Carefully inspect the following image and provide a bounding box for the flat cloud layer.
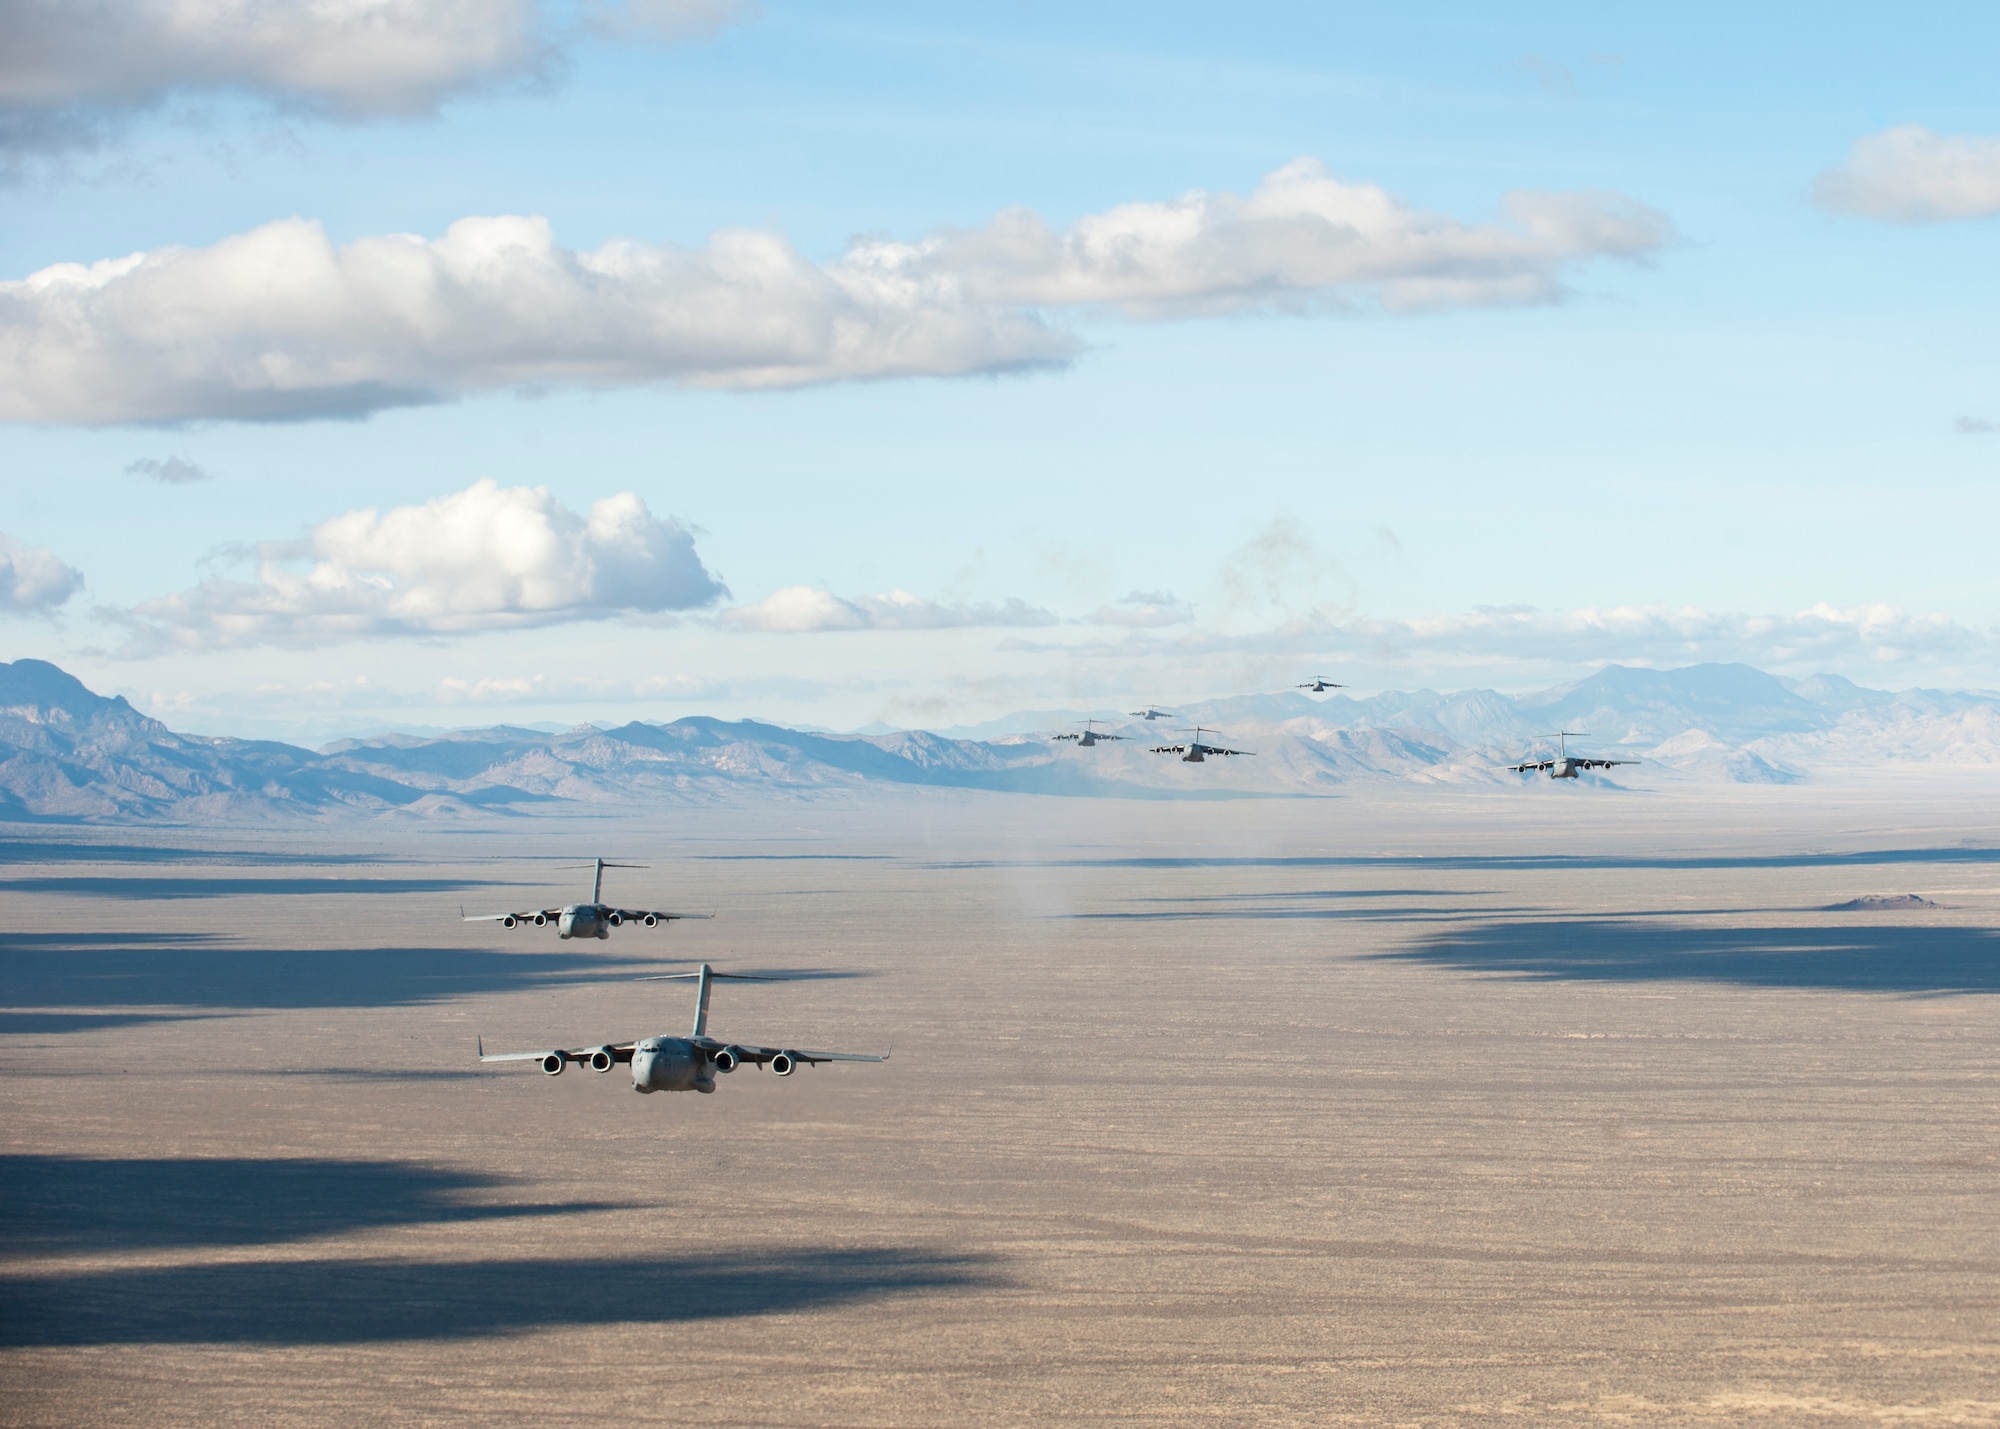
[108,478,726,650]
[0,532,85,614]
[0,160,1672,424]
[1815,125,2000,222]
[721,586,1056,633]
[1053,602,1992,676]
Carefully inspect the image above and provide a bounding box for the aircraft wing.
[462,906,559,924]
[1509,760,1554,772]
[476,1037,636,1064]
[1576,759,1634,769]
[1207,746,1251,757]
[607,908,713,923]
[695,1037,888,1066]
[1149,744,1186,754]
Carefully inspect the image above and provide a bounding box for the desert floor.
[4,778,1999,1426]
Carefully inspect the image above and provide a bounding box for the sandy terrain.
[4,777,1999,1426]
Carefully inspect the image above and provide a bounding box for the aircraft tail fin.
[631,963,784,1036]
[555,858,647,903]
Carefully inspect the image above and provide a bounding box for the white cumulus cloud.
[1815,125,2000,222]
[0,532,85,614]
[107,477,726,650]
[0,159,1673,425]
[867,158,1673,319]
[0,214,1077,423]
[720,586,1056,634]
[0,0,747,165]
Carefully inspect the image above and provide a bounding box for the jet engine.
[606,912,622,927]
[501,915,517,929]
[770,1052,797,1077]
[641,914,658,928]
[532,913,548,926]
[588,1047,615,1072]
[539,1052,565,1075]
[712,1046,742,1073]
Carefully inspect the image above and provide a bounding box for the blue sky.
[2,1,1996,740]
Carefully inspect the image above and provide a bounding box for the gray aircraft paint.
[462,858,711,940]
[478,962,886,1095]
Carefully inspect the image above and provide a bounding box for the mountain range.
[2,658,1997,823]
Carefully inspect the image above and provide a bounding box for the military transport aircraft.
[1150,726,1253,763]
[1128,706,1176,721]
[461,858,710,941]
[1298,676,1346,693]
[477,962,887,1094]
[1053,718,1126,747]
[1509,731,1637,780]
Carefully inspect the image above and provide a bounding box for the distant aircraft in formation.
[1298,676,1346,693]
[477,962,887,1094]
[1150,726,1253,763]
[461,858,710,940]
[1128,706,1176,721]
[1052,718,1127,747]
[1509,731,1636,780]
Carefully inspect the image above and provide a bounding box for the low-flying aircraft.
[1128,706,1176,721]
[1053,718,1126,747]
[1150,726,1253,763]
[1298,676,1346,693]
[476,962,887,1094]
[1509,731,1636,780]
[461,858,710,941]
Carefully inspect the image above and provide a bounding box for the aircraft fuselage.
[557,903,612,939]
[1551,758,1579,779]
[631,1037,710,1093]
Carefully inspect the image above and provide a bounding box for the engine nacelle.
[641,914,658,928]
[539,1052,565,1075]
[588,1047,615,1072]
[501,915,518,929]
[712,1046,741,1073]
[532,912,548,926]
[607,912,623,928]
[770,1051,797,1077]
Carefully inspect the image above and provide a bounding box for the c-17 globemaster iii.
[1052,718,1126,747]
[477,962,887,1094]
[1150,726,1253,763]
[461,858,710,941]
[1509,731,1637,780]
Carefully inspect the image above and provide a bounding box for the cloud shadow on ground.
[0,1011,217,1034]
[0,1247,997,1346]
[940,847,2000,873]
[0,839,387,866]
[0,1155,620,1255]
[0,935,668,1014]
[0,876,502,900]
[1378,920,2000,994]
[1067,905,1532,924]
